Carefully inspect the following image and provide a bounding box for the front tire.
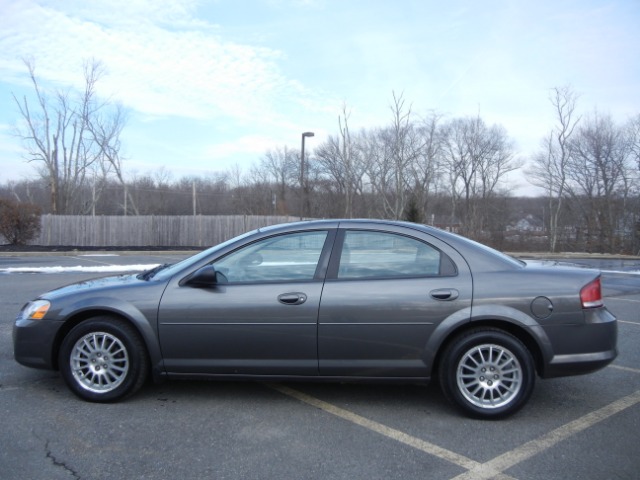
[58,317,149,402]
[439,328,535,419]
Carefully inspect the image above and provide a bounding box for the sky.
[0,0,638,196]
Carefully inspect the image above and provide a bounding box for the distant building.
[507,214,544,233]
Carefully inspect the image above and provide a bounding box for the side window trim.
[314,229,338,280]
[326,229,347,279]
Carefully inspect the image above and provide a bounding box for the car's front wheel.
[58,317,149,402]
[439,328,535,419]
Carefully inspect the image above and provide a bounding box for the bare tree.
[88,103,136,214]
[625,114,640,253]
[13,59,125,214]
[527,86,581,251]
[410,111,444,222]
[566,112,634,252]
[337,105,365,218]
[363,92,423,219]
[228,163,263,214]
[628,114,640,171]
[442,115,518,238]
[386,92,422,219]
[314,104,366,217]
[258,146,297,215]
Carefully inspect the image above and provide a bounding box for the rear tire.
[58,317,149,402]
[439,328,535,419]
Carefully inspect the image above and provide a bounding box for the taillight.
[580,277,603,308]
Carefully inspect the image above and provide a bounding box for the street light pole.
[300,131,314,220]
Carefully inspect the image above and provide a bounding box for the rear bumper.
[544,349,618,378]
[541,306,618,378]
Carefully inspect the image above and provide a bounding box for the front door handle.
[278,293,307,305]
[430,289,459,301]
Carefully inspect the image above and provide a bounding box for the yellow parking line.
[609,364,640,374]
[267,383,489,473]
[618,320,640,325]
[269,384,640,480]
[451,390,640,480]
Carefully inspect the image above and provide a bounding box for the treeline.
[2,176,639,254]
[4,59,640,253]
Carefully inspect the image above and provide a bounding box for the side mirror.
[183,265,228,287]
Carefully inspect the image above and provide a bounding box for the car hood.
[40,274,149,301]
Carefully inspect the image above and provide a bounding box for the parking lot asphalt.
[1,253,639,480]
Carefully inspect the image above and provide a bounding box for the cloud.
[204,134,282,160]
[0,0,313,124]
[48,0,208,29]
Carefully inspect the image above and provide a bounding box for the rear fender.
[469,304,554,364]
[425,304,554,375]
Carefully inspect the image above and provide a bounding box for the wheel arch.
[52,305,163,381]
[430,318,548,379]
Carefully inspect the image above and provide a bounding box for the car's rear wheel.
[439,328,535,419]
[58,317,148,402]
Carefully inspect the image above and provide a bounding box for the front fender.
[58,296,164,378]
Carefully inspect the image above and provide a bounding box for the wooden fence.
[32,215,300,247]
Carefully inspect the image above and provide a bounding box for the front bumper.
[13,317,64,370]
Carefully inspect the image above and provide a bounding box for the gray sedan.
[13,219,617,419]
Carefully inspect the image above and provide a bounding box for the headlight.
[21,300,51,320]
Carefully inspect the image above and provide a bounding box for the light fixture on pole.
[300,131,314,220]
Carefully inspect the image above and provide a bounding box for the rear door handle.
[430,289,459,301]
[278,293,307,305]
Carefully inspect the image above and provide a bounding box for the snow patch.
[1,264,160,274]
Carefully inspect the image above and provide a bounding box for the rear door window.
[337,230,456,279]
